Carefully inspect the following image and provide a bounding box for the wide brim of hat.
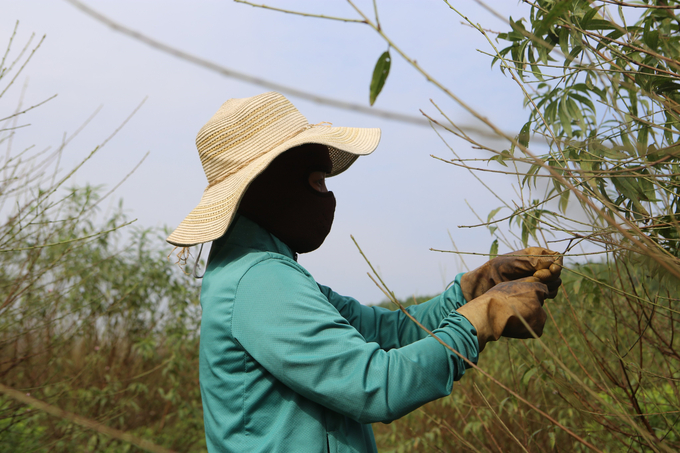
[167,125,381,247]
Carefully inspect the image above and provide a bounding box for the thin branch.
[598,0,680,9]
[234,0,366,23]
[372,0,381,30]
[0,95,58,125]
[350,235,605,453]
[0,219,135,253]
[0,383,176,453]
[63,0,442,129]
[91,151,149,210]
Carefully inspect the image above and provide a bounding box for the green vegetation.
[0,25,202,452]
[0,205,204,452]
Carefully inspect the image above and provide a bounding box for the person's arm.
[232,259,479,424]
[317,274,468,350]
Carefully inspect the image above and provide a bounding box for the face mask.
[238,144,336,253]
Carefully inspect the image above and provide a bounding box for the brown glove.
[460,247,563,301]
[456,278,549,352]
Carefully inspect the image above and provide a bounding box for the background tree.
[0,24,203,452]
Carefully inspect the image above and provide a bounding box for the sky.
[2,0,539,304]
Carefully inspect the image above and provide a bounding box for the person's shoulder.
[206,246,317,298]
[208,247,305,278]
[234,253,323,311]
[241,251,312,282]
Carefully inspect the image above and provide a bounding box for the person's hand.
[460,247,563,301]
[456,278,549,351]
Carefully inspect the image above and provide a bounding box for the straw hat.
[167,92,381,247]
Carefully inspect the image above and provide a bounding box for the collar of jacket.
[212,213,296,262]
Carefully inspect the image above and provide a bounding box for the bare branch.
[233,0,366,23]
[0,383,176,453]
[63,0,437,128]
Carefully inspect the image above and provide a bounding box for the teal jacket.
[199,215,479,452]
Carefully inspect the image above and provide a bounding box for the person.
[167,92,563,453]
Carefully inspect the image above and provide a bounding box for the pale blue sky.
[3,1,536,303]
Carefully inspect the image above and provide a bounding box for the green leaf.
[568,91,595,114]
[665,111,676,144]
[521,221,530,247]
[369,51,391,106]
[596,178,616,206]
[489,239,499,259]
[534,0,571,38]
[580,6,601,27]
[566,97,585,132]
[558,26,570,56]
[597,144,627,160]
[518,121,531,148]
[612,176,640,204]
[489,150,512,167]
[549,431,556,450]
[644,30,659,50]
[588,19,618,31]
[498,396,513,416]
[559,190,570,214]
[654,81,680,95]
[637,125,650,150]
[565,45,583,66]
[522,164,541,189]
[522,366,539,386]
[558,99,573,137]
[545,100,558,125]
[638,173,659,202]
[509,17,527,40]
[487,206,503,222]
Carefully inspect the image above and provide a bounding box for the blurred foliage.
[0,24,203,452]
[373,262,680,452]
[373,294,435,311]
[0,195,204,452]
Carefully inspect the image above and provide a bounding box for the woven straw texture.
[167,92,381,247]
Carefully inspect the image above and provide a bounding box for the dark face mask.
[238,144,336,254]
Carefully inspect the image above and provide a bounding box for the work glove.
[460,247,563,302]
[456,278,549,352]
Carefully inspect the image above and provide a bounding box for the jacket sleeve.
[317,273,468,350]
[231,258,479,424]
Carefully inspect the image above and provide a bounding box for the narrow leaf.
[489,239,499,260]
[369,51,391,106]
[488,206,503,222]
[558,26,570,56]
[580,7,601,27]
[559,190,570,214]
[518,121,532,148]
[535,0,571,38]
[558,100,573,137]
